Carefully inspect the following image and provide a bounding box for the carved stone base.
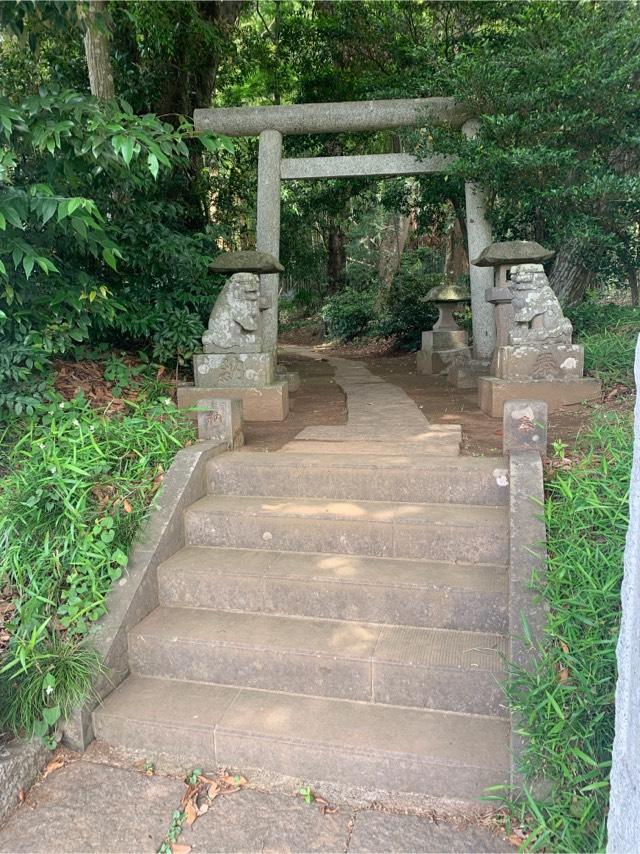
[432,328,468,351]
[417,347,471,376]
[447,359,490,390]
[494,344,584,382]
[478,376,601,418]
[193,352,276,388]
[276,366,301,392]
[178,381,289,422]
[195,397,244,448]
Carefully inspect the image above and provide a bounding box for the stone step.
[157,546,508,633]
[208,452,508,506]
[281,437,462,457]
[184,495,509,564]
[93,675,510,802]
[128,607,507,715]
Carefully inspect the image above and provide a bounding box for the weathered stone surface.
[0,738,50,825]
[275,365,301,392]
[508,264,572,346]
[478,375,602,417]
[182,789,349,853]
[349,810,513,853]
[184,493,508,564]
[508,450,547,788]
[158,546,509,633]
[62,438,229,751]
[486,286,516,372]
[0,761,184,853]
[214,689,509,802]
[177,382,289,422]
[495,343,584,381]
[208,250,284,274]
[421,330,433,351]
[447,358,490,390]
[417,347,470,376]
[194,97,472,137]
[503,400,548,454]
[281,152,455,180]
[196,398,244,449]
[194,352,276,387]
[256,129,282,353]
[425,283,471,303]
[433,328,468,351]
[607,336,640,853]
[472,240,555,267]
[202,272,270,354]
[207,451,508,506]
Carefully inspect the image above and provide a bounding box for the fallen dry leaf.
[123,499,133,514]
[208,783,220,800]
[222,773,248,788]
[42,756,65,778]
[184,800,198,827]
[170,845,191,854]
[17,789,25,803]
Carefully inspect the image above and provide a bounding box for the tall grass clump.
[505,411,633,852]
[0,389,194,745]
[568,302,640,390]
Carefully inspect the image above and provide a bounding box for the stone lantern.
[417,282,471,375]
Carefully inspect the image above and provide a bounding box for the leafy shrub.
[0,87,231,411]
[566,302,640,337]
[376,271,444,346]
[504,412,632,851]
[0,381,195,743]
[581,328,638,389]
[322,286,378,340]
[566,301,640,389]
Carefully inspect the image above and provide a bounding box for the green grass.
[504,411,633,852]
[0,375,194,745]
[568,302,640,390]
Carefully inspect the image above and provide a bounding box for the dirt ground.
[246,345,612,457]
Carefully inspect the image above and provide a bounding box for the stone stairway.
[93,358,512,804]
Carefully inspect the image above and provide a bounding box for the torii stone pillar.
[256,129,282,352]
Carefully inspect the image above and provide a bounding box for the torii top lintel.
[193,97,471,137]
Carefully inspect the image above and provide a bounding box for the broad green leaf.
[22,255,35,278]
[147,151,159,178]
[102,247,117,270]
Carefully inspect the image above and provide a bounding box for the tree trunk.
[82,0,115,100]
[548,239,594,306]
[625,261,639,307]
[443,215,468,284]
[378,213,414,287]
[327,224,347,294]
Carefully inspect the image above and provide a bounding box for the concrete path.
[282,350,461,452]
[0,754,514,853]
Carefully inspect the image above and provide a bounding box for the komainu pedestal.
[479,263,601,416]
[178,266,289,422]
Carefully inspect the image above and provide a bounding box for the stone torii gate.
[194,98,495,361]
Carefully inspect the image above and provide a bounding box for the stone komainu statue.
[508,263,573,346]
[202,272,271,353]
